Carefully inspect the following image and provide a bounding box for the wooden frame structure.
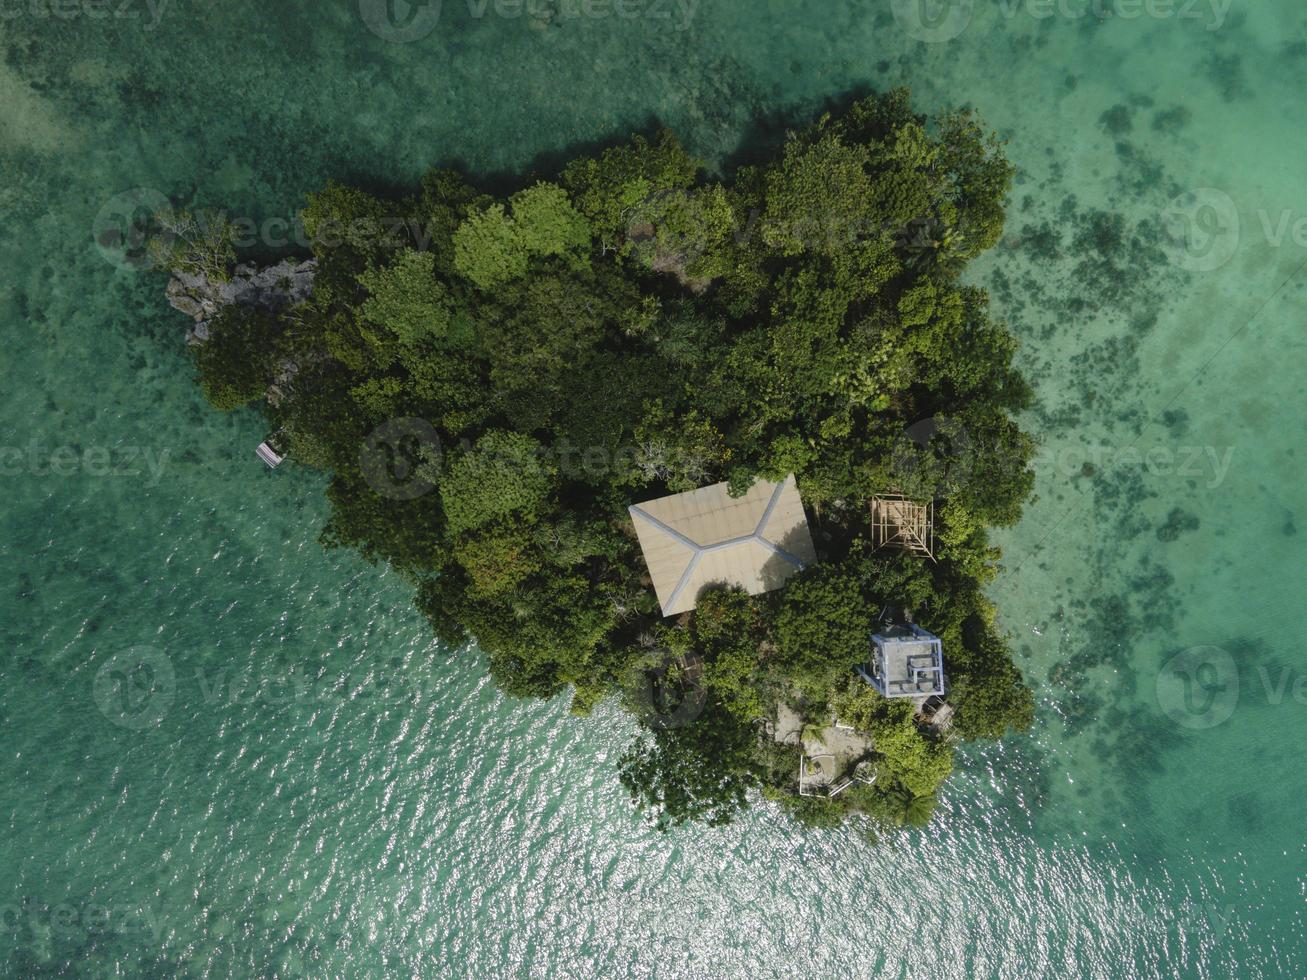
[870,493,935,560]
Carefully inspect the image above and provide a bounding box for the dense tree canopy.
[179,90,1036,833]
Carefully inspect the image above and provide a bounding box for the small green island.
[162,89,1036,831]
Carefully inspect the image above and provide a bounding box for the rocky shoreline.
[166,258,316,345]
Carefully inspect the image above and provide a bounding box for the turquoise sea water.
[3,1,1305,975]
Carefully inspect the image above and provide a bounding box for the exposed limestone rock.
[166,258,316,344]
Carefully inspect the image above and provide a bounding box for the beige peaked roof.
[629,474,817,617]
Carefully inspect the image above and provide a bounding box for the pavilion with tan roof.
[628,474,817,617]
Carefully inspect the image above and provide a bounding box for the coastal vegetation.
[172,90,1036,831]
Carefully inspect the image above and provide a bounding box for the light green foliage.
[508,182,592,260]
[415,168,484,276]
[830,680,951,804]
[151,208,237,283]
[829,677,903,734]
[349,376,406,417]
[358,249,453,348]
[865,715,953,799]
[761,433,815,484]
[452,182,592,290]
[452,203,527,290]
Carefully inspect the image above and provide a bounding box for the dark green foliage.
[774,565,877,702]
[694,587,770,722]
[948,617,1037,740]
[1156,507,1200,542]
[440,431,554,537]
[770,789,848,829]
[618,700,760,830]
[845,781,937,829]
[184,91,1036,833]
[561,129,700,249]
[301,181,412,306]
[192,306,285,410]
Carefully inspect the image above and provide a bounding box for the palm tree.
[903,793,937,828]
[800,721,825,746]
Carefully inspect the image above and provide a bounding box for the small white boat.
[256,442,284,468]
